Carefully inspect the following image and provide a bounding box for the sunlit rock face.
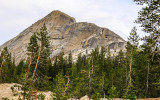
[0,10,126,64]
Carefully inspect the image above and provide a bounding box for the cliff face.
[0,10,126,64]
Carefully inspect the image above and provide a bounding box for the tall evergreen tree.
[67,51,72,76]
[0,47,15,82]
[124,27,139,99]
[134,0,160,97]
[29,24,51,90]
[27,33,39,77]
[134,0,160,54]
[36,24,50,76]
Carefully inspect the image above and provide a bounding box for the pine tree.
[36,24,50,77]
[52,57,58,79]
[15,60,27,82]
[26,33,39,78]
[125,27,139,99]
[25,24,51,91]
[134,0,160,97]
[52,72,69,100]
[24,32,39,99]
[32,24,51,90]
[113,50,126,97]
[67,51,72,76]
[134,0,160,55]
[0,47,15,82]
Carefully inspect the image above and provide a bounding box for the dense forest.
[0,0,159,99]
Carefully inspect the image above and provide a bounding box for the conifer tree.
[25,32,39,98]
[26,24,51,91]
[36,24,50,77]
[134,0,160,54]
[67,51,72,76]
[134,0,160,97]
[31,24,51,90]
[27,33,39,77]
[0,47,15,82]
[52,57,58,79]
[125,27,139,99]
[52,72,69,100]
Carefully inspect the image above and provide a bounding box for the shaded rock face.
[0,10,126,64]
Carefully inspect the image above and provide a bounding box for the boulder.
[80,95,90,100]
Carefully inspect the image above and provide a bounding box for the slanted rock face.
[0,10,126,64]
[80,95,90,100]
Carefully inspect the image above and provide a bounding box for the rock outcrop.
[80,95,90,100]
[0,10,126,64]
[0,83,52,100]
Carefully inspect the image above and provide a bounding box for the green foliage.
[2,98,9,100]
[134,0,160,97]
[123,85,137,99]
[91,92,101,100]
[0,15,159,99]
[52,72,69,100]
[27,33,39,55]
[26,24,51,91]
[36,24,51,77]
[0,47,16,83]
[0,44,159,99]
[27,32,39,76]
[107,86,119,99]
[37,93,46,100]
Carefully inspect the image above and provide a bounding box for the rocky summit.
[0,10,126,64]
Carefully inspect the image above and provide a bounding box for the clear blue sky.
[0,0,144,45]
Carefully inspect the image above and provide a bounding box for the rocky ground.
[0,83,159,100]
[0,83,52,100]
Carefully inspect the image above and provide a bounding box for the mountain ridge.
[0,10,126,64]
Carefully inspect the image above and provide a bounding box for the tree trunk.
[127,49,133,94]
[92,58,93,74]
[30,47,41,98]
[64,76,70,96]
[112,73,113,87]
[31,47,41,82]
[88,59,91,96]
[129,50,133,86]
[146,61,150,94]
[24,54,32,100]
[102,73,105,98]
[25,54,32,81]
[126,66,128,88]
